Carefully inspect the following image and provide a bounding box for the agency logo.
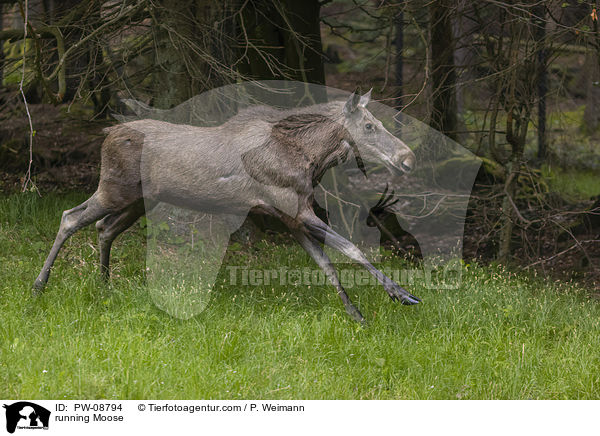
[2,402,50,433]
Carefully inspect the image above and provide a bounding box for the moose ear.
[343,91,361,115]
[359,88,372,107]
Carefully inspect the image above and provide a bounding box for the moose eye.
[365,123,374,131]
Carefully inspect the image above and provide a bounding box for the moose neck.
[271,113,351,183]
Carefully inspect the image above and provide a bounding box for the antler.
[372,184,399,212]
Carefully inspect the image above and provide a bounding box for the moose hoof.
[400,293,421,305]
[346,306,366,324]
[32,279,46,294]
[386,283,421,305]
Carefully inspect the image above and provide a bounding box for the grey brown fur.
[33,91,419,322]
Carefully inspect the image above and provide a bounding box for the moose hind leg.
[293,231,365,323]
[33,194,113,292]
[96,200,146,279]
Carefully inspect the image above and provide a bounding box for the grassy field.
[541,165,600,201]
[1,191,600,399]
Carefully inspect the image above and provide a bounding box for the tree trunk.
[533,4,547,160]
[429,0,457,140]
[394,4,404,113]
[452,0,476,143]
[49,0,89,102]
[240,0,325,103]
[537,55,547,160]
[152,0,202,109]
[282,0,325,86]
[498,160,517,262]
[586,0,600,132]
[151,0,236,109]
[583,52,600,132]
[0,5,3,87]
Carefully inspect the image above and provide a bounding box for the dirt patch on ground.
[0,91,110,193]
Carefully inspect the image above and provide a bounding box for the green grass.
[1,192,600,399]
[541,164,600,201]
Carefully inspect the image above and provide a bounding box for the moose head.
[341,89,416,176]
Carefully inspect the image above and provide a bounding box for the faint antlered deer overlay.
[117,82,480,320]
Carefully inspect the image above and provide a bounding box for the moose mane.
[273,113,334,132]
[271,113,350,158]
[273,112,343,136]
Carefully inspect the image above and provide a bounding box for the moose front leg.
[293,231,365,323]
[299,210,421,305]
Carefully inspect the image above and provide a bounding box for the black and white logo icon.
[3,402,50,434]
